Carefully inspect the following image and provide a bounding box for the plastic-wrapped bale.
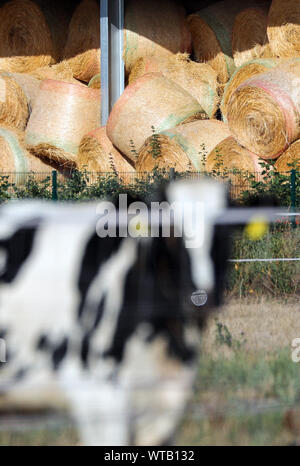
[1,72,41,113]
[129,54,219,118]
[78,127,136,183]
[124,0,191,75]
[187,0,270,84]
[106,72,207,163]
[0,75,29,131]
[88,74,100,89]
[227,60,300,159]
[137,120,231,172]
[221,58,280,121]
[0,0,54,73]
[62,0,100,83]
[0,127,58,185]
[25,80,100,167]
[274,140,300,173]
[267,0,300,59]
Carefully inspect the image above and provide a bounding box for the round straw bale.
[227,60,300,159]
[129,53,219,118]
[267,0,300,58]
[25,79,100,166]
[187,0,270,84]
[221,58,280,121]
[0,0,54,73]
[137,120,232,172]
[232,7,270,68]
[106,72,208,162]
[274,140,300,173]
[0,127,59,184]
[78,127,136,175]
[63,0,100,83]
[1,71,40,112]
[29,62,76,83]
[88,73,100,89]
[124,0,192,75]
[0,74,28,130]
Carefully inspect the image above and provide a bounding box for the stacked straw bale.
[88,74,100,89]
[25,80,101,167]
[220,58,280,120]
[227,60,300,159]
[106,73,207,163]
[0,74,29,130]
[274,141,300,173]
[137,120,232,172]
[187,0,271,84]
[124,0,191,75]
[267,0,300,59]
[1,72,41,113]
[29,62,79,84]
[0,0,54,73]
[0,127,58,184]
[78,127,136,176]
[129,54,219,118]
[63,0,101,83]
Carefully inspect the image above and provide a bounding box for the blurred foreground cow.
[0,179,229,445]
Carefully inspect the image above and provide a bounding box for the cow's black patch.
[52,337,68,370]
[0,227,37,283]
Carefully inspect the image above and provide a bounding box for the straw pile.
[106,73,207,162]
[226,60,300,159]
[267,0,300,58]
[129,54,219,118]
[232,6,270,68]
[88,74,100,89]
[137,120,232,172]
[220,58,279,120]
[25,79,101,167]
[124,0,191,75]
[78,127,136,176]
[29,62,77,84]
[0,0,53,73]
[63,0,100,83]
[0,127,56,184]
[187,0,271,84]
[274,140,300,172]
[0,74,28,130]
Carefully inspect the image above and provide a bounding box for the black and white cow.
[0,178,229,445]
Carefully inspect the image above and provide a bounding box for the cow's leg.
[62,374,129,446]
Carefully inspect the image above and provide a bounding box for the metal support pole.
[52,170,58,201]
[100,0,125,125]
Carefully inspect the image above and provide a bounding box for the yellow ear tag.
[245,216,268,240]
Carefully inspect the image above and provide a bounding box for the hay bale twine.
[0,74,28,130]
[88,73,100,89]
[0,127,57,185]
[267,0,300,59]
[0,0,54,73]
[124,0,191,75]
[274,140,300,173]
[221,58,280,121]
[63,0,100,83]
[129,54,219,118]
[25,79,100,167]
[232,6,270,68]
[78,127,136,175]
[137,120,232,172]
[227,60,300,159]
[106,72,207,163]
[187,0,270,84]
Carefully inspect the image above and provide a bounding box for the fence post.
[290,169,296,228]
[169,167,175,180]
[52,170,58,201]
